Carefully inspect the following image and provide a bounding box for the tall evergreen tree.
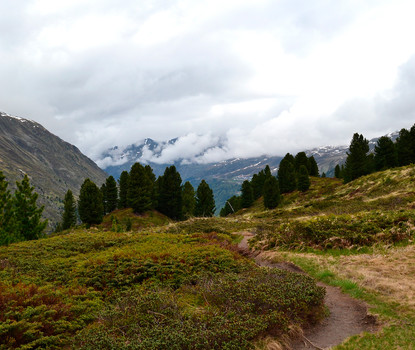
[100,183,108,214]
[278,156,297,193]
[308,156,319,176]
[298,165,311,192]
[241,180,254,208]
[396,128,414,166]
[118,171,129,209]
[61,189,76,230]
[294,152,310,173]
[374,136,397,171]
[105,176,118,213]
[13,175,47,241]
[0,171,15,245]
[195,180,215,217]
[334,164,341,178]
[263,176,280,209]
[144,165,158,208]
[157,165,182,220]
[78,178,104,226]
[220,195,242,217]
[343,133,370,183]
[127,163,153,214]
[182,181,196,219]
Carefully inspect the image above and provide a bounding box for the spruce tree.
[374,136,397,171]
[308,156,319,176]
[118,171,129,209]
[61,189,76,230]
[220,195,242,217]
[100,183,108,215]
[0,171,15,245]
[241,180,254,208]
[298,165,311,192]
[157,165,182,220]
[182,181,196,219]
[78,178,104,226]
[195,180,215,217]
[127,163,154,214]
[294,152,310,173]
[105,176,118,213]
[396,128,414,166]
[278,156,297,193]
[13,175,47,241]
[263,176,280,209]
[343,133,370,183]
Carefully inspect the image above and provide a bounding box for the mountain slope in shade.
[0,111,107,228]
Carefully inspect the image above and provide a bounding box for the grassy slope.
[235,165,415,349]
[0,210,324,349]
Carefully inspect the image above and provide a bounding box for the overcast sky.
[1,0,415,165]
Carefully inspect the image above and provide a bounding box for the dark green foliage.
[251,166,271,200]
[105,176,118,213]
[241,180,254,208]
[78,178,104,226]
[374,136,397,171]
[294,152,310,173]
[118,171,129,209]
[157,165,183,220]
[220,195,242,217]
[13,175,47,241]
[100,183,107,214]
[62,190,76,230]
[308,155,319,176]
[195,180,215,217]
[75,269,325,350]
[278,156,297,193]
[343,133,370,183]
[334,164,341,178]
[144,165,158,208]
[298,165,311,192]
[0,171,15,245]
[127,163,154,214]
[263,176,280,209]
[396,127,415,166]
[182,181,196,218]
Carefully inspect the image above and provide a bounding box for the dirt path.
[237,231,377,349]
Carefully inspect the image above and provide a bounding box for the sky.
[1,0,415,166]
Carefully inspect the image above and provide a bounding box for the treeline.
[66,163,216,228]
[220,153,318,216]
[335,124,415,183]
[0,172,47,246]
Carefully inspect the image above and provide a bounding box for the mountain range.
[100,131,400,212]
[0,111,107,228]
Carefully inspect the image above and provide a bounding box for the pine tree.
[343,133,370,183]
[157,165,182,220]
[334,164,341,178]
[61,189,76,230]
[241,180,254,208]
[105,176,118,213]
[308,156,319,176]
[182,181,196,219]
[195,180,215,217]
[0,171,15,245]
[396,128,414,166]
[78,178,104,226]
[127,163,154,214]
[278,156,297,193]
[118,171,129,209]
[144,165,158,208]
[100,183,107,215]
[220,195,242,217]
[298,165,311,192]
[374,136,397,171]
[263,176,280,209]
[13,175,47,241]
[294,152,310,173]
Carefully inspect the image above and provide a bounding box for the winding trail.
[237,231,377,349]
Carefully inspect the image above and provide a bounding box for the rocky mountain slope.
[0,111,107,228]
